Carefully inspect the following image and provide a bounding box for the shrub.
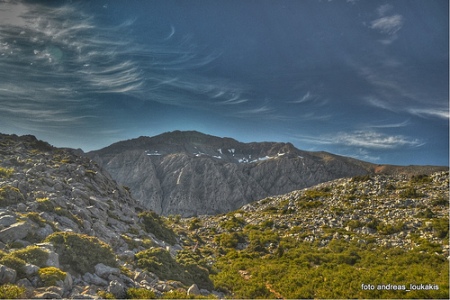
[0,186,24,207]
[0,255,26,278]
[36,197,54,212]
[0,167,14,178]
[38,267,66,286]
[188,218,202,230]
[126,287,156,299]
[0,284,25,299]
[139,211,177,244]
[399,187,423,198]
[10,245,49,267]
[97,291,116,299]
[44,232,117,274]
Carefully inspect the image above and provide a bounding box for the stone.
[187,284,201,296]
[108,280,126,299]
[94,263,120,279]
[0,264,16,284]
[0,221,32,243]
[82,272,108,286]
[0,215,17,227]
[23,263,39,276]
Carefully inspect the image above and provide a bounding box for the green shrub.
[136,248,213,290]
[0,255,26,278]
[97,290,116,299]
[410,174,432,184]
[38,267,66,286]
[188,218,202,230]
[139,211,177,244]
[0,284,25,299]
[44,232,117,274]
[0,167,14,178]
[399,187,423,198]
[36,197,54,212]
[0,186,24,207]
[126,287,156,299]
[10,245,49,267]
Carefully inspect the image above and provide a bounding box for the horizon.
[0,0,448,166]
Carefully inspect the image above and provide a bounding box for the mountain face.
[87,131,446,217]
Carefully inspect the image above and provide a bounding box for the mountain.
[87,130,447,217]
[0,133,218,298]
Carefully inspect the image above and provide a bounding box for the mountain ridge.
[87,130,447,217]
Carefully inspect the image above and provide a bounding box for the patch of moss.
[44,232,117,274]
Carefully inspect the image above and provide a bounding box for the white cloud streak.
[295,130,423,149]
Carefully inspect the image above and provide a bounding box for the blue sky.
[0,0,448,166]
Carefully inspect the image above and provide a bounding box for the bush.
[126,287,156,299]
[136,248,213,290]
[139,211,177,244]
[38,267,66,286]
[44,232,117,274]
[10,245,49,267]
[0,167,14,178]
[0,186,24,207]
[0,284,25,299]
[0,255,26,278]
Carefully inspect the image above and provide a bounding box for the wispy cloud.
[295,130,423,149]
[0,0,266,133]
[370,15,403,35]
[407,107,449,120]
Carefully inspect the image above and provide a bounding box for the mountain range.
[87,130,447,217]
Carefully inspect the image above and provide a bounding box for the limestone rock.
[108,280,126,299]
[94,263,120,279]
[187,283,201,296]
[0,264,16,284]
[0,221,32,243]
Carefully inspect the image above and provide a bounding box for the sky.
[0,0,448,166]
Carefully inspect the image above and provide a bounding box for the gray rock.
[108,280,126,299]
[0,264,16,284]
[0,221,31,243]
[82,272,108,286]
[24,263,39,276]
[0,215,17,227]
[187,284,201,296]
[94,263,120,279]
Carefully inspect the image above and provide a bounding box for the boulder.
[187,284,201,296]
[0,215,17,227]
[94,263,120,279]
[108,280,126,299]
[0,221,32,243]
[0,264,16,284]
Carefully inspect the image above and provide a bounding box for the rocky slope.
[87,130,446,217]
[0,133,220,299]
[171,171,449,298]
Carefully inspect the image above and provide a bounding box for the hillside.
[0,133,220,299]
[87,130,447,217]
[170,171,449,298]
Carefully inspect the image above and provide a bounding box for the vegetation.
[38,267,66,286]
[44,232,117,274]
[211,239,449,299]
[126,287,156,299]
[139,211,177,245]
[0,186,24,207]
[10,245,49,267]
[135,248,213,290]
[0,167,14,178]
[0,284,25,299]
